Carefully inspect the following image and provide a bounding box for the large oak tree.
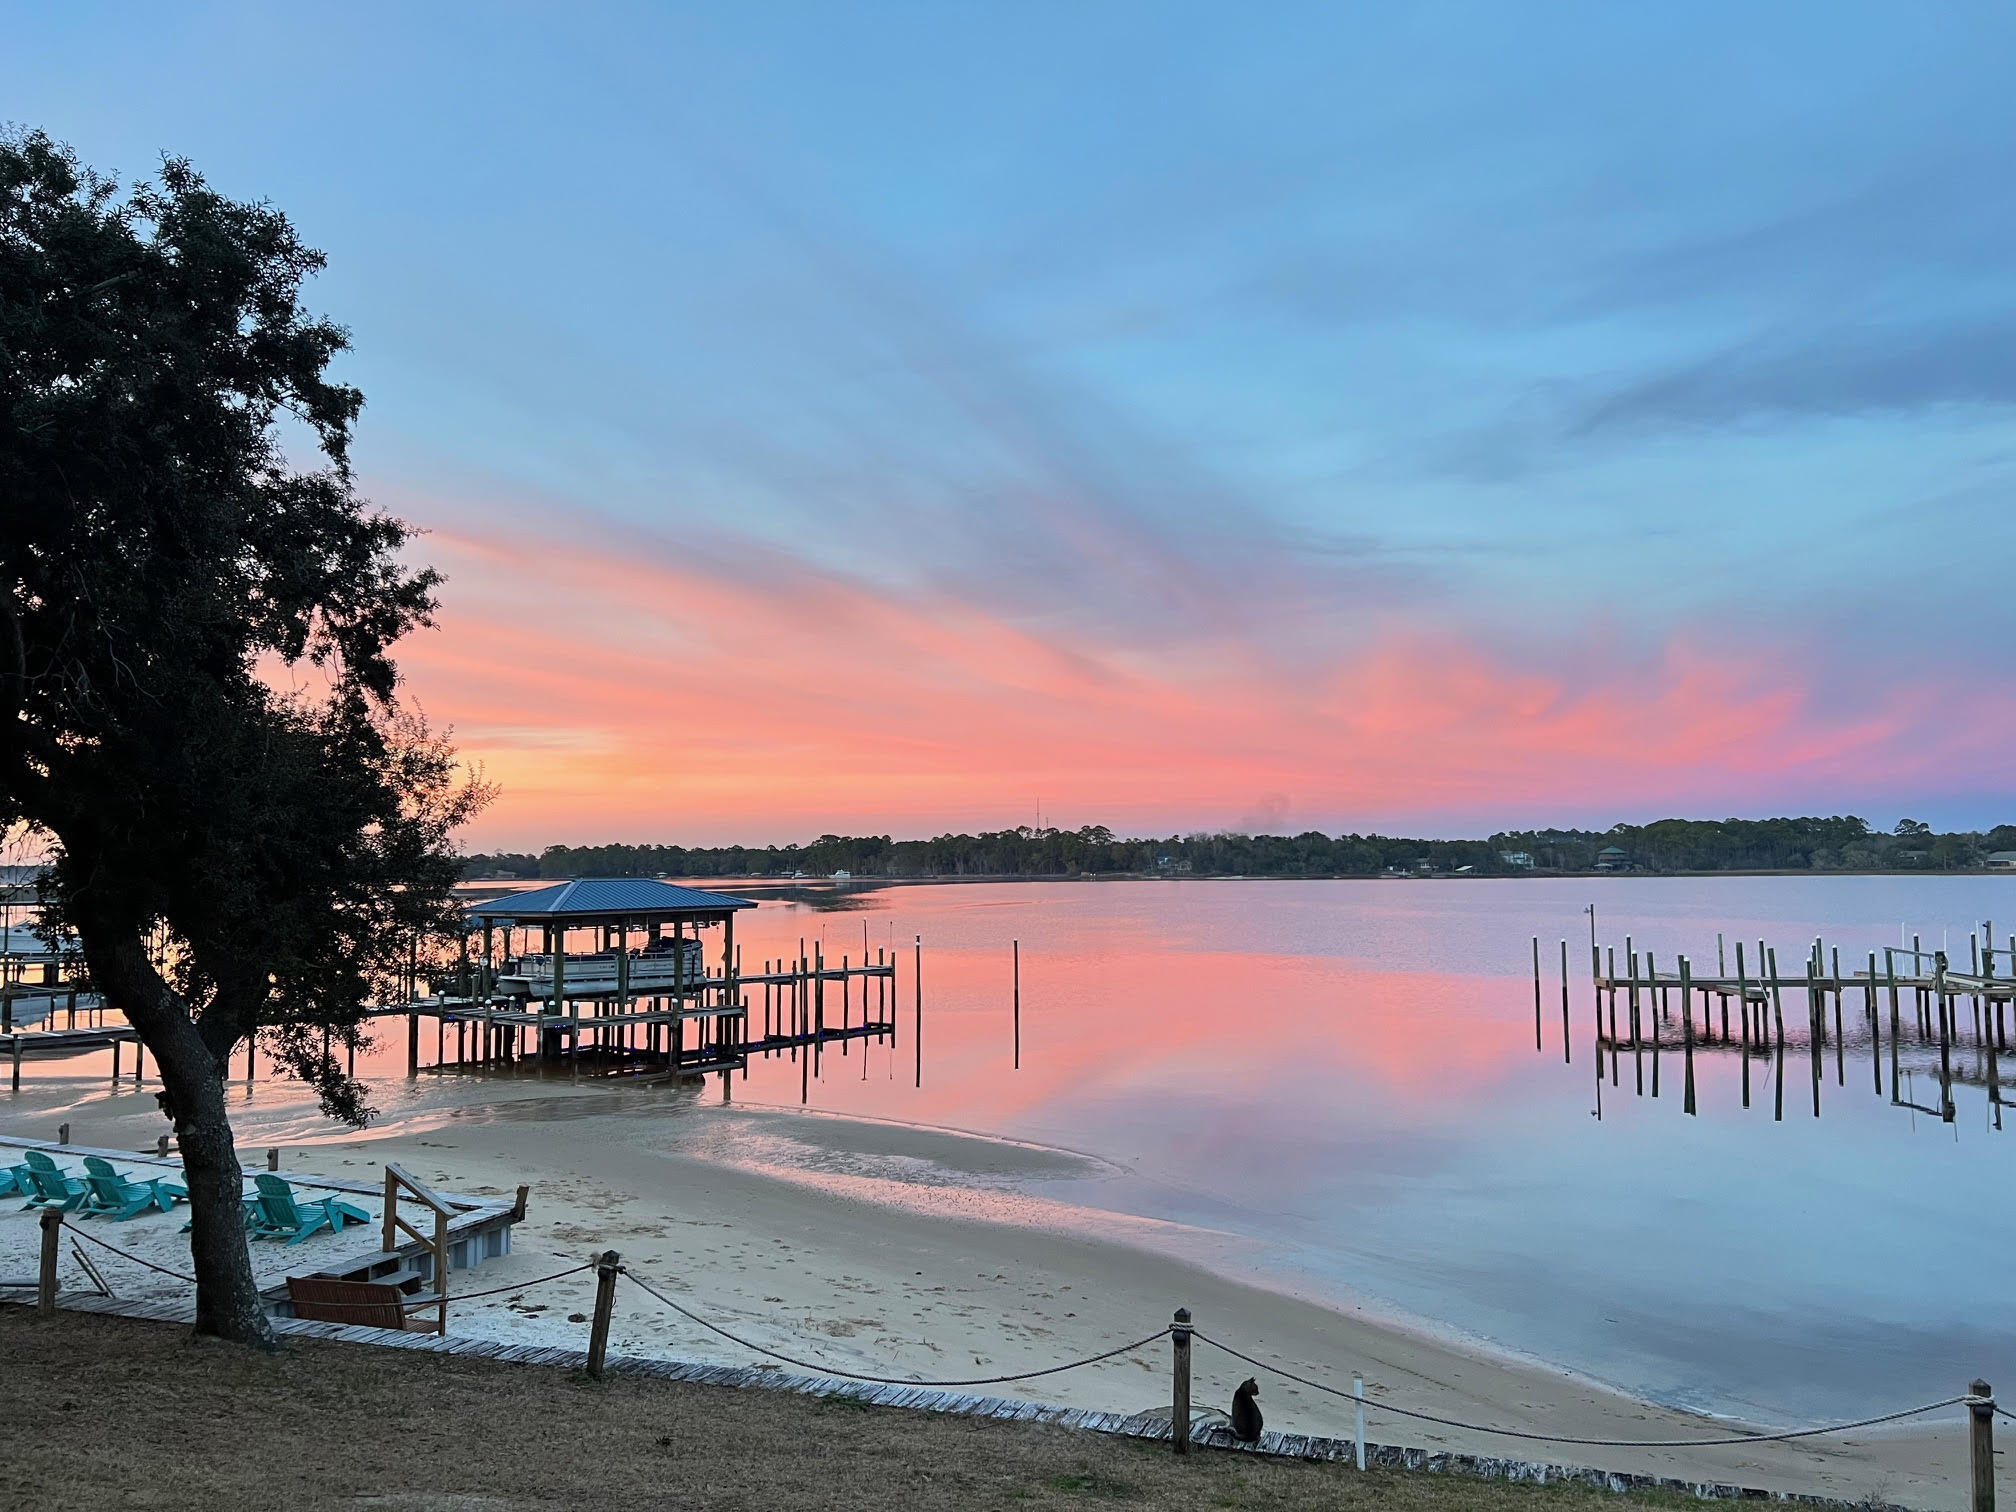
[1,130,484,1343]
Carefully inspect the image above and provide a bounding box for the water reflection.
[9,876,2016,1422]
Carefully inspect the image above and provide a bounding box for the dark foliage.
[467,816,2016,881]
[0,129,485,1339]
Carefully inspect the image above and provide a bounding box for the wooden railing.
[382,1162,454,1335]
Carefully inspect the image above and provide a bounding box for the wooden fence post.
[1171,1307,1192,1455]
[38,1208,63,1314]
[56,1122,68,1146]
[587,1249,621,1378]
[267,1147,280,1172]
[1971,1379,1996,1512]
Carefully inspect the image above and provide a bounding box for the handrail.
[382,1163,453,1335]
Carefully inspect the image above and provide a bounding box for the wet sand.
[0,1072,1969,1510]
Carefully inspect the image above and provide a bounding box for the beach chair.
[78,1155,186,1221]
[16,1160,88,1212]
[249,1175,371,1244]
[0,1165,19,1197]
[182,1188,266,1236]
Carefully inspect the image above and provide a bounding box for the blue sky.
[10,3,2015,843]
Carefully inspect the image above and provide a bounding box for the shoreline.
[0,1072,1970,1509]
[455,870,2016,899]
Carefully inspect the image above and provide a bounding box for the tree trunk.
[80,928,277,1347]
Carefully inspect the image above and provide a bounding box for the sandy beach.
[0,1068,1972,1512]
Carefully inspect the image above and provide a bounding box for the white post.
[1353,1374,1366,1469]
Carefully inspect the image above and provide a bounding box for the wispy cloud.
[399,506,2016,847]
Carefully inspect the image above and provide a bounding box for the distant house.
[1988,852,2016,870]
[1499,850,1535,869]
[1595,845,1631,872]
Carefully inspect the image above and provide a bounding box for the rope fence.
[65,1224,199,1284]
[58,1222,592,1311]
[24,1215,2004,1505]
[624,1265,1169,1388]
[1194,1331,1976,1450]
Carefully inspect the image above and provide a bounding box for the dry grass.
[0,1308,1694,1512]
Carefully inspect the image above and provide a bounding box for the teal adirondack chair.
[78,1155,187,1221]
[16,1156,88,1212]
[249,1175,370,1245]
[0,1165,19,1197]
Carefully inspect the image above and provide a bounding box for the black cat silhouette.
[1231,1376,1262,1442]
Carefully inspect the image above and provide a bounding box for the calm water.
[12,875,2014,1422]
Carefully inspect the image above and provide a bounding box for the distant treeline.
[463,816,2016,881]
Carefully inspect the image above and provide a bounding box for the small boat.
[496,934,707,998]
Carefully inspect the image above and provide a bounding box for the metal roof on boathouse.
[461,878,755,924]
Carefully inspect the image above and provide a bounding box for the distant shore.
[456,868,2016,899]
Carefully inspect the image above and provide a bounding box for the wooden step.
[315,1251,407,1282]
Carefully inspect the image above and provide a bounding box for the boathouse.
[461,877,755,1002]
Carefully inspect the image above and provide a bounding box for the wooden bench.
[285,1275,439,1332]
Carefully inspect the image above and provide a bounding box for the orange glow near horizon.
[394,509,2015,849]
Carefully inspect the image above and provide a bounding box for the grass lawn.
[0,1307,1699,1512]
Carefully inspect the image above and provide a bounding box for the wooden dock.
[3,1025,144,1091]
[1535,920,2013,1127]
[372,944,909,1101]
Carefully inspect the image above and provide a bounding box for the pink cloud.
[392,509,2016,846]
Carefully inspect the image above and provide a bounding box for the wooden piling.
[1633,950,1648,1096]
[37,1208,62,1314]
[1767,947,1784,1040]
[1533,937,1542,1052]
[1171,1308,1192,1455]
[1646,950,1659,1098]
[1559,939,1570,1065]
[1605,947,1618,1048]
[1680,956,1696,1117]
[913,935,923,1089]
[1868,952,1883,1096]
[1937,952,1955,1121]
[1773,1031,1785,1122]
[1969,1380,1995,1512]
[586,1250,620,1379]
[1807,957,1822,1118]
[1014,939,1022,1070]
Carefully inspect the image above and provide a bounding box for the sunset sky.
[12,5,2016,847]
